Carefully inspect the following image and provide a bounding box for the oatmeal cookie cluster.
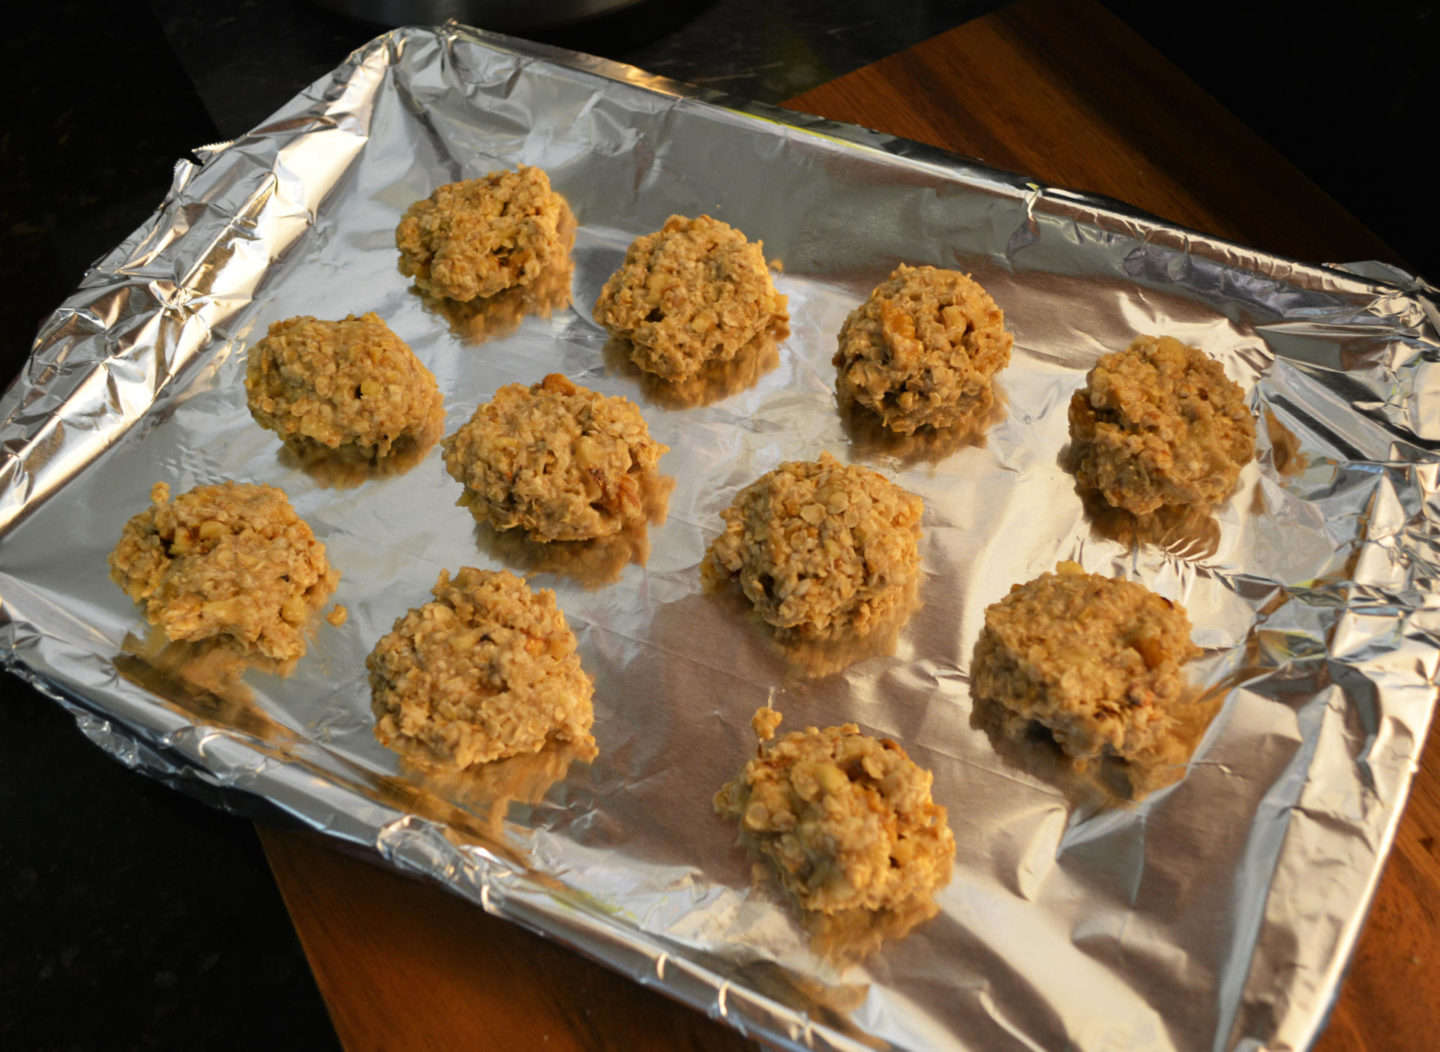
[396,165,574,303]
[715,708,954,914]
[1069,335,1256,515]
[245,312,444,462]
[834,264,1012,434]
[443,373,668,542]
[593,214,789,381]
[108,481,336,662]
[701,452,923,641]
[367,567,595,769]
[970,564,1201,767]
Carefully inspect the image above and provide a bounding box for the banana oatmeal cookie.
[443,373,668,541]
[245,313,444,463]
[715,707,955,915]
[109,481,337,663]
[970,564,1202,768]
[396,166,574,303]
[592,214,789,381]
[700,452,923,641]
[833,264,1012,434]
[367,567,595,769]
[1068,335,1256,515]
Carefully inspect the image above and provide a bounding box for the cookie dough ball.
[593,214,789,381]
[833,264,1012,434]
[1068,335,1256,515]
[701,452,923,640]
[970,565,1201,766]
[443,373,668,541]
[108,481,336,662]
[245,313,444,462]
[367,567,595,769]
[396,166,573,303]
[715,708,954,914]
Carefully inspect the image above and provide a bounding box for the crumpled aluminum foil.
[3,22,1438,1052]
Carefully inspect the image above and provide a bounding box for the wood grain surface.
[262,1,1438,1048]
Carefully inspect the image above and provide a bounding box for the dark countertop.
[1,2,1434,1048]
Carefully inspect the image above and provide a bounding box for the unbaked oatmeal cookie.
[396,166,574,303]
[592,214,789,381]
[108,481,337,663]
[1068,335,1256,515]
[700,452,923,641]
[367,567,595,769]
[715,707,954,915]
[970,564,1202,768]
[245,313,444,463]
[833,264,1012,434]
[443,373,668,541]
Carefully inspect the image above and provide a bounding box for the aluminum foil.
[3,23,1439,1052]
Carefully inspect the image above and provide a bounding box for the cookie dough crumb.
[701,452,923,641]
[593,215,789,381]
[108,481,337,663]
[970,569,1202,767]
[245,313,444,463]
[751,705,783,742]
[833,264,1012,434]
[326,604,349,627]
[715,710,954,915]
[367,567,595,769]
[443,373,668,542]
[1068,335,1256,515]
[396,166,572,302]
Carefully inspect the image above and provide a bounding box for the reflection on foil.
[470,472,673,588]
[838,385,1007,467]
[1262,407,1309,477]
[418,203,577,346]
[1076,483,1223,560]
[115,629,283,740]
[276,406,446,489]
[602,331,782,409]
[804,891,942,965]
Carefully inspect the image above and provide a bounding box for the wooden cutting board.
[260,1,1437,1048]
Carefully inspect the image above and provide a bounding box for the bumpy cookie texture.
[715,708,955,915]
[970,565,1202,768]
[1068,335,1256,515]
[443,373,668,542]
[367,567,595,769]
[593,215,789,381]
[108,482,337,663]
[834,264,1012,434]
[245,313,444,462]
[701,452,923,641]
[396,166,572,303]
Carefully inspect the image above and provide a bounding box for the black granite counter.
[1,2,1434,1047]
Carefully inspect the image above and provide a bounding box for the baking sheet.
[3,22,1440,1051]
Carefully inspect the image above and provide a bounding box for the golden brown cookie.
[396,166,573,303]
[715,707,954,915]
[700,452,922,641]
[1068,335,1256,515]
[970,564,1202,767]
[833,264,1012,434]
[109,481,337,663]
[245,312,444,463]
[367,567,595,769]
[443,373,668,542]
[593,215,789,381]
